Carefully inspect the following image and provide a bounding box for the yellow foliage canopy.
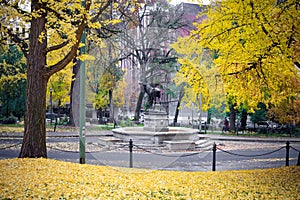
[172,38,226,111]
[173,0,300,111]
[47,65,73,107]
[113,78,126,108]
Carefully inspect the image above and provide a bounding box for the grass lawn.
[0,124,106,133]
[0,122,136,133]
[0,158,299,199]
[0,124,24,133]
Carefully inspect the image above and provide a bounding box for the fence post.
[286,141,290,166]
[129,139,133,168]
[212,143,216,171]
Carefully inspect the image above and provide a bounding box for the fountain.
[112,105,199,150]
[112,83,199,150]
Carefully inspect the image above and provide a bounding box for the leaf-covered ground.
[0,158,299,199]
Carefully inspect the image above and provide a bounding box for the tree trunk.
[240,109,247,129]
[229,105,236,132]
[18,0,89,157]
[173,89,184,126]
[19,1,48,158]
[109,89,113,122]
[207,108,212,124]
[173,101,180,126]
[134,86,145,121]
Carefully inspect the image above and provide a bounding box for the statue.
[143,83,161,109]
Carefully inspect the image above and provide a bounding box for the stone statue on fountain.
[141,83,168,132]
[143,83,161,110]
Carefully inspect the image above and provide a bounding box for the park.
[1,0,300,199]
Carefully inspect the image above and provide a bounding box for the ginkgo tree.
[173,0,300,122]
[86,36,126,123]
[0,0,139,158]
[47,67,72,110]
[172,38,227,119]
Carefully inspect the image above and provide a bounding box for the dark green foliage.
[250,102,267,124]
[1,115,17,124]
[0,45,26,119]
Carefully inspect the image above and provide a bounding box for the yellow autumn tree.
[47,66,72,108]
[172,37,226,112]
[113,78,126,108]
[0,0,140,158]
[94,66,124,114]
[94,72,114,109]
[267,99,300,125]
[173,0,300,115]
[86,36,125,122]
[173,59,210,111]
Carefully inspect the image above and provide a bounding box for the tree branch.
[90,0,112,23]
[45,1,92,78]
[46,41,69,53]
[2,25,29,58]
[206,23,249,44]
[295,62,300,70]
[227,62,257,76]
[1,0,30,18]
[46,6,67,22]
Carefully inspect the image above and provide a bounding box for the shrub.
[2,115,17,124]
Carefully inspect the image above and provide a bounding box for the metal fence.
[1,139,299,171]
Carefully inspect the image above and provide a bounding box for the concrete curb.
[199,134,300,143]
[1,131,300,143]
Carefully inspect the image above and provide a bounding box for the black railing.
[1,139,299,171]
[127,140,299,170]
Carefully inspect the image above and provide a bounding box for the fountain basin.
[112,127,199,144]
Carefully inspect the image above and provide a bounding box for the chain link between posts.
[133,144,208,158]
[216,146,286,157]
[1,138,299,170]
[291,146,300,152]
[0,142,22,150]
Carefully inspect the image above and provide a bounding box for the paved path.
[0,131,299,171]
[200,133,300,143]
[1,130,299,142]
[1,143,299,171]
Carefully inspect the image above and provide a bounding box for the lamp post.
[79,0,86,164]
[199,92,202,133]
[49,87,53,124]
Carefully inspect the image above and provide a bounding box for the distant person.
[222,117,229,133]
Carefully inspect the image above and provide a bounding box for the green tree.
[250,102,267,124]
[0,45,26,120]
